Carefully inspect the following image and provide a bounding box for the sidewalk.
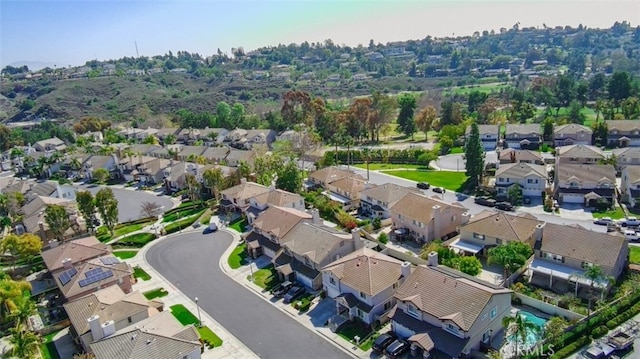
[128,224,259,359]
[219,229,369,359]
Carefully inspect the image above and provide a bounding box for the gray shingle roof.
[556,144,604,158]
[495,162,547,179]
[461,211,542,244]
[556,164,616,183]
[359,183,418,205]
[554,123,592,135]
[281,222,352,265]
[505,124,541,135]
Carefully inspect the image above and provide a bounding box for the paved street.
[145,231,351,359]
[78,185,175,222]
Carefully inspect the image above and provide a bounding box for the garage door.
[326,287,340,299]
[296,273,314,289]
[523,189,542,197]
[562,193,584,204]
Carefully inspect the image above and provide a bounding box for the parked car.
[474,196,496,207]
[372,332,397,353]
[271,281,294,298]
[384,339,410,359]
[432,187,446,194]
[495,202,515,211]
[624,229,639,242]
[619,217,640,227]
[594,217,614,226]
[283,286,306,304]
[416,182,430,190]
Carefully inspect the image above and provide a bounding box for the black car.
[495,202,515,211]
[384,339,410,359]
[271,281,294,298]
[474,196,496,207]
[372,332,397,353]
[417,182,430,190]
[432,187,446,194]
[283,285,306,304]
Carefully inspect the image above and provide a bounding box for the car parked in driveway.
[624,229,640,242]
[283,285,306,304]
[474,196,496,207]
[271,281,294,298]
[372,332,397,354]
[416,182,430,190]
[594,217,614,226]
[384,339,410,359]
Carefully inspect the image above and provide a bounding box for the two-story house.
[495,162,547,198]
[247,188,306,220]
[219,180,272,213]
[359,183,419,219]
[390,192,469,243]
[466,125,500,151]
[322,248,410,328]
[497,148,544,167]
[308,166,365,189]
[554,164,616,206]
[612,147,640,171]
[449,211,543,257]
[33,137,66,153]
[606,120,640,148]
[64,285,164,352]
[555,145,605,165]
[245,206,313,258]
[390,254,512,359]
[620,166,640,207]
[553,124,593,146]
[273,222,364,290]
[18,195,80,242]
[176,146,207,162]
[225,148,256,167]
[244,129,277,149]
[82,155,119,182]
[528,223,628,297]
[504,124,541,150]
[325,176,372,210]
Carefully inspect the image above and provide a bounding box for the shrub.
[591,325,609,338]
[378,232,389,244]
[164,211,203,234]
[372,218,382,230]
[551,336,591,358]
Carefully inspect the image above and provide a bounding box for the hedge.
[116,233,156,248]
[550,336,591,359]
[164,211,204,234]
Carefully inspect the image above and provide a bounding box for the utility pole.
[135,41,140,58]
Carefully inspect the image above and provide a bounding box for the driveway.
[79,185,175,223]
[145,231,351,359]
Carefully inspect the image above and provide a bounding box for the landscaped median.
[227,243,247,269]
[133,266,151,281]
[170,304,223,348]
[114,232,156,248]
[163,209,205,234]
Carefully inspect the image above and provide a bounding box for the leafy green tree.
[216,101,232,129]
[369,92,396,142]
[8,326,40,359]
[142,135,158,144]
[163,133,177,145]
[468,91,488,113]
[568,100,586,124]
[184,173,201,202]
[415,106,437,140]
[276,160,303,193]
[507,184,523,205]
[397,93,417,138]
[76,191,97,233]
[95,188,119,236]
[202,167,225,200]
[487,241,533,281]
[0,276,31,321]
[9,296,37,329]
[0,233,42,269]
[45,204,71,241]
[503,312,540,359]
[543,316,568,342]
[457,256,483,276]
[464,122,485,189]
[92,168,110,184]
[608,71,632,107]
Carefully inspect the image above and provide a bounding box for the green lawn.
[200,210,212,225]
[117,232,156,247]
[249,265,280,290]
[95,220,154,242]
[442,82,510,96]
[336,320,375,351]
[133,266,151,281]
[40,330,61,359]
[143,287,169,300]
[228,243,247,269]
[169,304,223,347]
[162,206,206,223]
[449,146,464,154]
[353,163,429,171]
[113,250,138,260]
[592,206,626,220]
[229,217,248,233]
[198,325,224,347]
[630,246,640,265]
[383,170,469,192]
[164,210,206,234]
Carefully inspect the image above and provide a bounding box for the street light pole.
[195,297,202,327]
[248,258,254,283]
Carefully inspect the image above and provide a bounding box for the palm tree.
[203,167,224,200]
[0,278,31,323]
[164,134,177,145]
[184,173,201,202]
[584,265,613,314]
[503,312,539,359]
[9,296,37,329]
[98,145,114,156]
[9,327,40,359]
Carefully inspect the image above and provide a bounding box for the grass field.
[96,221,151,242]
[228,243,247,269]
[630,247,640,265]
[143,287,169,300]
[591,207,626,220]
[250,265,280,290]
[442,82,510,96]
[353,163,429,171]
[117,232,156,247]
[169,304,224,347]
[113,250,138,260]
[229,217,248,233]
[382,170,469,192]
[133,266,151,281]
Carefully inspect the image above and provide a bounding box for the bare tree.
[140,201,163,219]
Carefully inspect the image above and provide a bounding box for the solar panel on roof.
[67,267,78,277]
[59,272,71,286]
[100,258,111,265]
[78,279,89,287]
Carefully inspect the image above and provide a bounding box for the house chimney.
[534,223,545,242]
[88,315,104,340]
[461,211,471,225]
[427,251,438,267]
[311,208,321,225]
[401,261,412,278]
[432,205,441,238]
[352,228,364,250]
[38,221,46,239]
[62,258,72,269]
[101,320,116,338]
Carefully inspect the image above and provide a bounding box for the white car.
[593,217,613,225]
[624,229,639,242]
[620,217,640,227]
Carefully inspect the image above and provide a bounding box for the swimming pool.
[503,310,547,352]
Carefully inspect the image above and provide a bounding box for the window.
[490,306,497,319]
[527,178,538,184]
[473,233,485,240]
[498,178,505,182]
[128,316,132,323]
[581,261,593,269]
[360,291,367,299]
[451,216,456,222]
[384,301,393,310]
[329,277,336,285]
[407,304,419,318]
[357,308,365,319]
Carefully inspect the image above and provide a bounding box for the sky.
[1,0,639,69]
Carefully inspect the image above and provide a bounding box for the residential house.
[497,148,544,166]
[390,256,512,358]
[359,183,419,219]
[528,223,628,297]
[504,124,541,150]
[466,125,499,151]
[82,155,118,181]
[244,129,277,149]
[63,286,163,352]
[82,131,104,143]
[322,248,410,327]
[176,146,207,162]
[273,222,364,290]
[554,124,593,146]
[245,206,313,258]
[555,145,605,165]
[449,211,542,257]
[495,162,547,198]
[225,128,248,142]
[41,236,110,274]
[247,188,306,219]
[620,166,640,206]
[612,147,640,170]
[127,144,163,157]
[90,310,202,359]
[17,195,81,242]
[201,146,230,164]
[117,155,157,183]
[225,148,255,167]
[153,128,180,144]
[33,137,66,153]
[325,176,372,210]
[219,180,271,213]
[308,167,365,189]
[137,157,172,185]
[606,120,640,147]
[554,164,616,206]
[390,192,469,243]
